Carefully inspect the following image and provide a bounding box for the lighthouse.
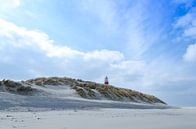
[104,76,109,85]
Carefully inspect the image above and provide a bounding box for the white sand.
[0,108,196,129]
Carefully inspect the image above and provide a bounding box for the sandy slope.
[0,84,170,111]
[0,108,196,129]
[0,92,169,111]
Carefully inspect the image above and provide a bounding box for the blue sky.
[0,0,196,106]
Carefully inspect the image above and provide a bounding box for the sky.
[0,0,196,106]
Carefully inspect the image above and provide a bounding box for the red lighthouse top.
[104,76,109,85]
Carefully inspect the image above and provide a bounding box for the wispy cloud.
[175,7,196,39]
[80,0,119,32]
[174,6,196,62]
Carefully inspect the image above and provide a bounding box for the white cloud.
[183,43,196,62]
[84,50,124,62]
[175,7,196,62]
[0,18,123,62]
[175,7,196,38]
[0,0,21,10]
[111,60,145,74]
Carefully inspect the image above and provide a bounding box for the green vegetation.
[0,80,33,94]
